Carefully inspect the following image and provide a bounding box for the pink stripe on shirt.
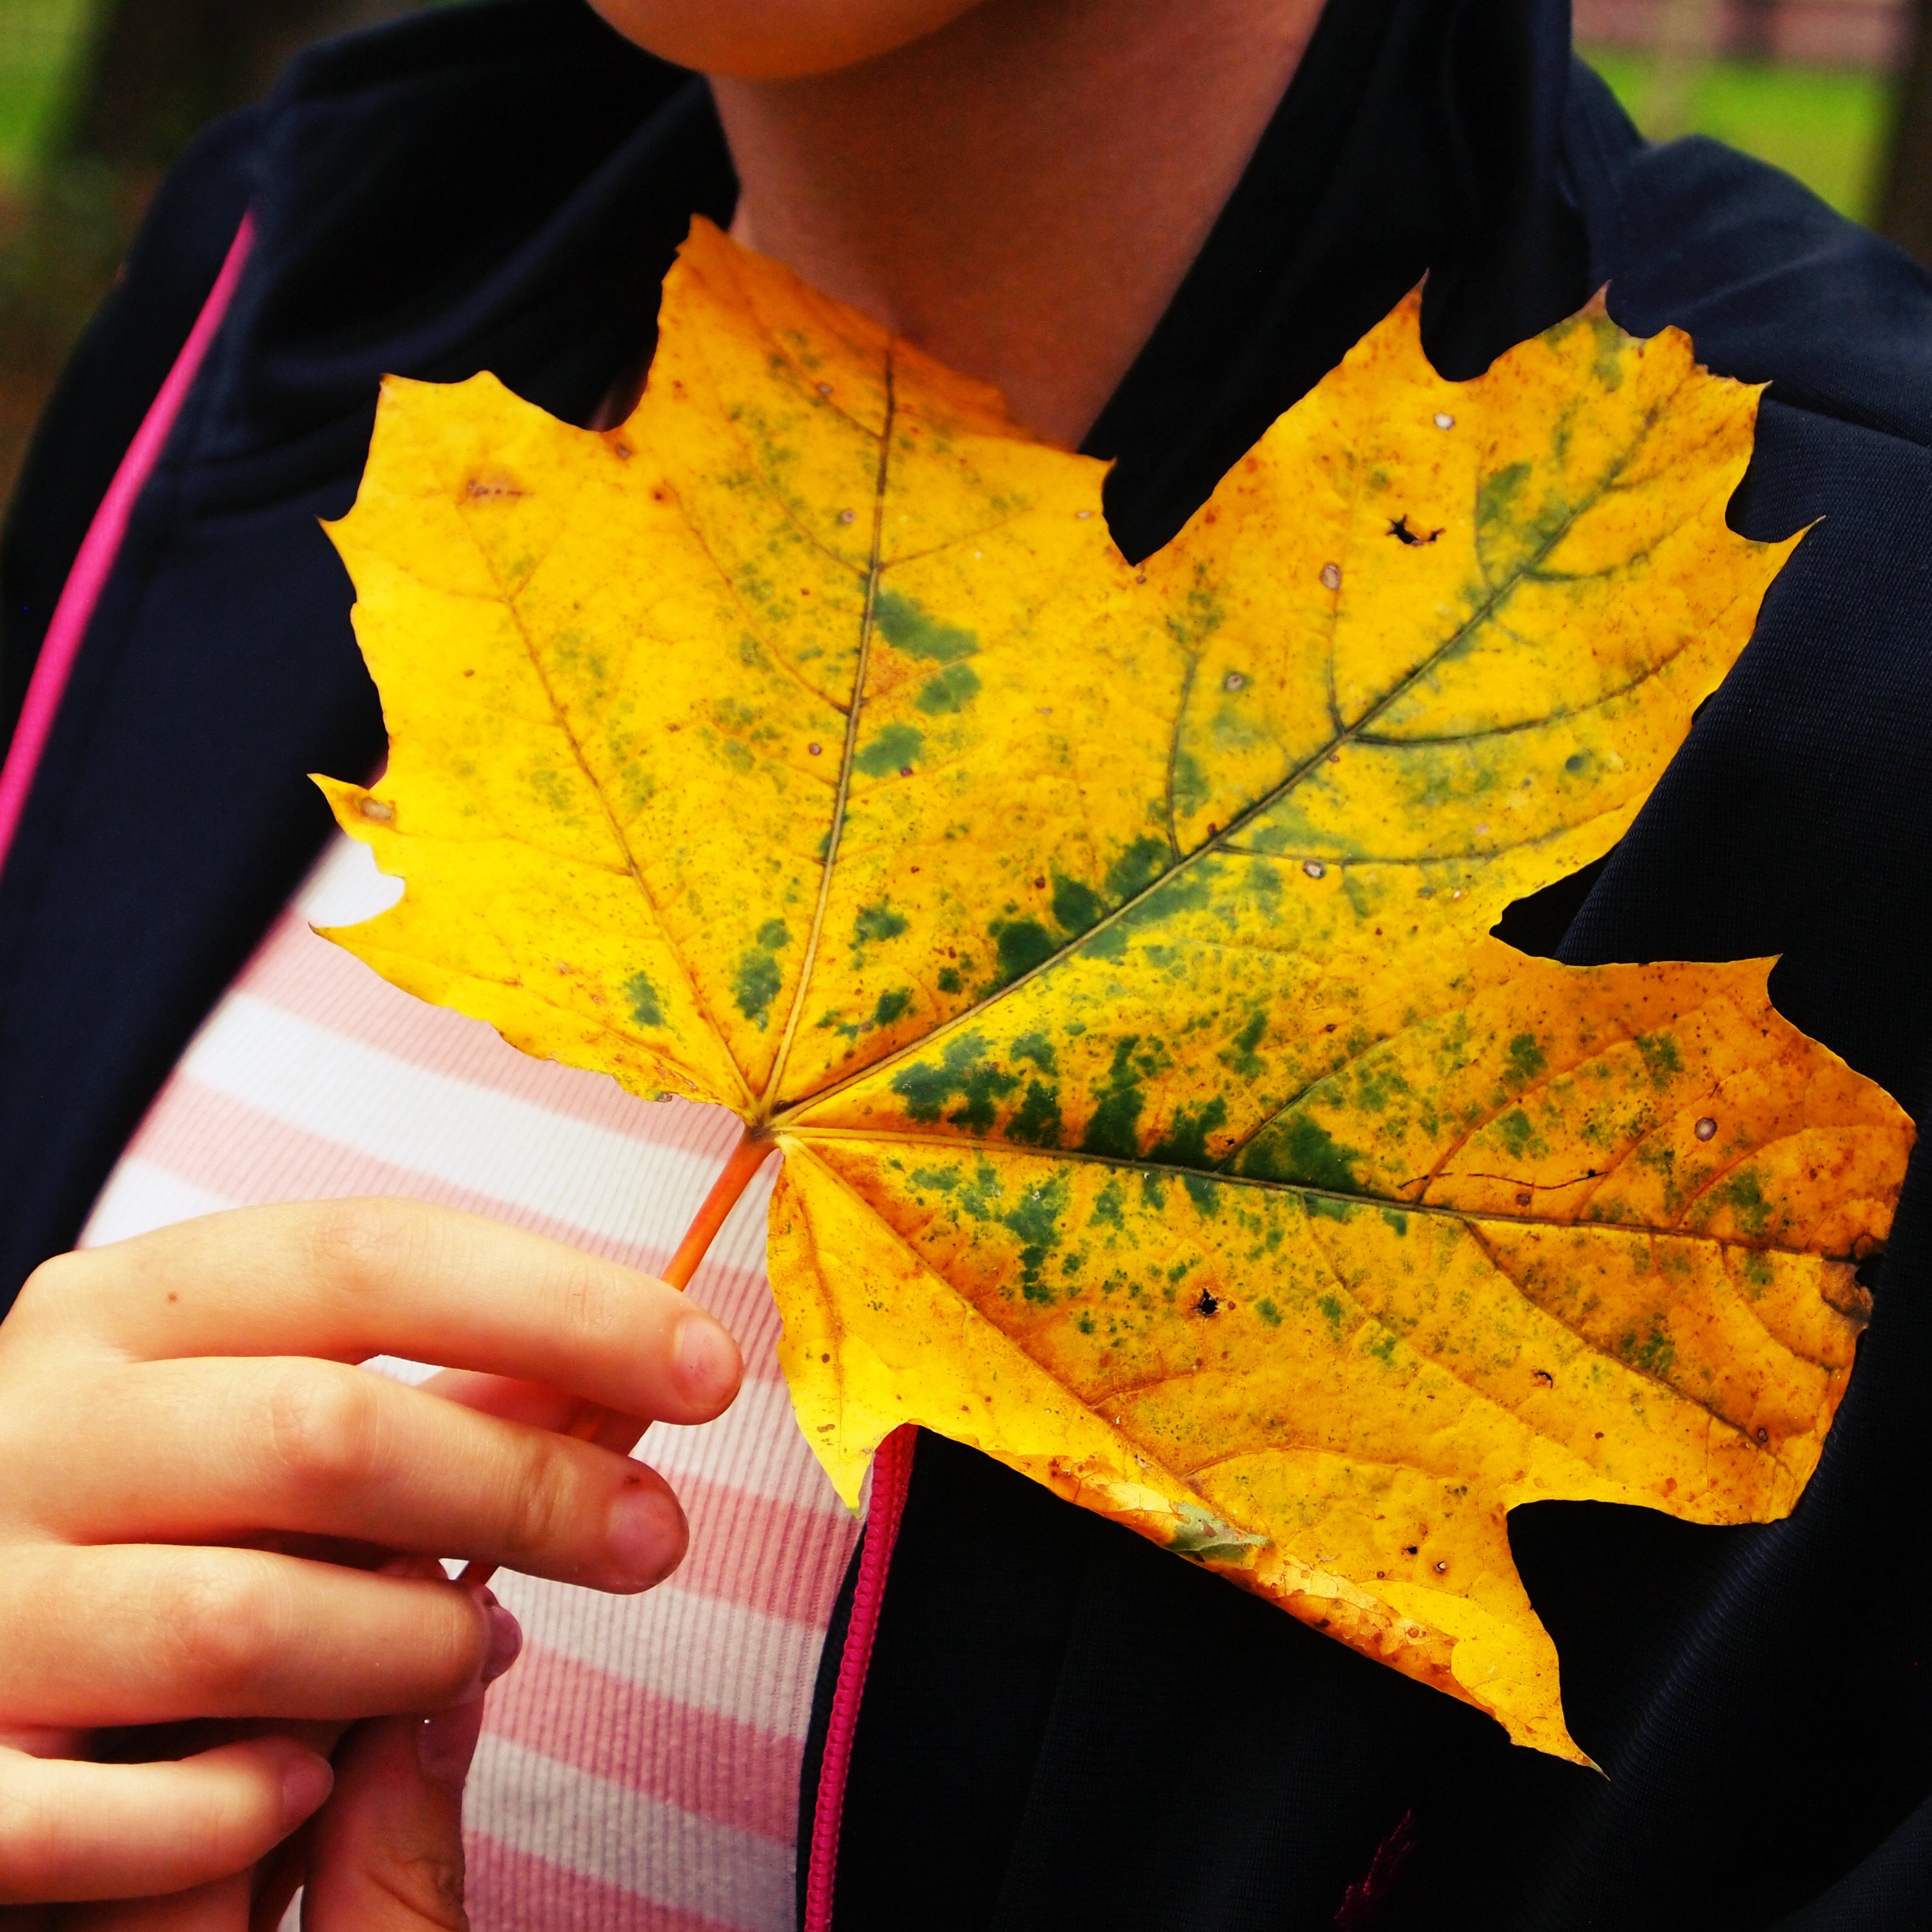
[236,916,733,1142]
[466,1838,747,1932]
[489,1644,801,1843]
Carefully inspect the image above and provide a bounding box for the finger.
[0,1549,524,1730]
[300,1701,485,1931]
[0,1739,330,1905]
[415,1368,613,1432]
[33,1357,691,1589]
[12,1200,741,1425]
[0,1731,85,1762]
[247,1810,319,1932]
[60,1873,250,1932]
[418,1372,650,1453]
[70,1724,351,1932]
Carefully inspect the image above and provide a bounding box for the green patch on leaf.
[1222,1008,1267,1082]
[1052,873,1103,934]
[1626,1315,1677,1377]
[854,901,908,945]
[855,723,924,777]
[1717,1167,1772,1239]
[1171,749,1209,821]
[733,949,783,1027]
[1082,1038,1149,1159]
[1167,1504,1266,1565]
[992,918,1057,981]
[1004,1174,1070,1303]
[624,970,665,1029]
[1012,1031,1058,1075]
[915,662,982,713]
[1150,1096,1229,1170]
[1306,1193,1360,1222]
[874,588,979,663]
[1105,835,1171,903]
[1636,1032,1683,1085]
[1246,1114,1363,1193]
[891,1032,1020,1132]
[1507,1032,1547,1087]
[1009,1081,1064,1147]
[1183,1173,1220,1216]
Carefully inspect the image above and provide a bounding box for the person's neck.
[712,0,1324,448]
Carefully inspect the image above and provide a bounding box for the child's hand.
[33,1675,493,1931]
[0,1197,743,1910]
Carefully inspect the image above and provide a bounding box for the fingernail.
[418,1695,486,1787]
[281,1752,335,1830]
[606,1482,687,1587]
[481,1601,523,1682]
[673,1312,739,1407]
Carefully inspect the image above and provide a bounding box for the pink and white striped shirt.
[80,832,861,1932]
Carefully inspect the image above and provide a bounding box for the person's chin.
[585,0,988,80]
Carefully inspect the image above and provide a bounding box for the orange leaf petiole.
[457,1121,772,1588]
[661,1123,774,1291]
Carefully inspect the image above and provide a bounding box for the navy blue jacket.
[8,1,1932,1923]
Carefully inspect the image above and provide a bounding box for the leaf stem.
[457,1121,773,1587]
[663,1123,778,1289]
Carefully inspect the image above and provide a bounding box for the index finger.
[14,1199,743,1427]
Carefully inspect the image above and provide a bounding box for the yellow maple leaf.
[316,218,1912,1761]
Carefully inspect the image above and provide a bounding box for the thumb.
[296,1695,488,1931]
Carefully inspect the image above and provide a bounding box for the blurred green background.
[1,0,1930,523]
[1586,50,1890,217]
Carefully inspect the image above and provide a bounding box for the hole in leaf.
[1388,515,1443,546]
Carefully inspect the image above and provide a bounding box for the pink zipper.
[802,1423,917,1932]
[0,212,255,879]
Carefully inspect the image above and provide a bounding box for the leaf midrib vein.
[781,1123,1861,1264]
[774,386,1675,1126]
[758,356,898,1117]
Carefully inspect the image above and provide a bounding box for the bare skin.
[600,0,1325,447]
[6,0,1326,1920]
[589,0,985,79]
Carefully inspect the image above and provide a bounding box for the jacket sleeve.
[0,105,262,744]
